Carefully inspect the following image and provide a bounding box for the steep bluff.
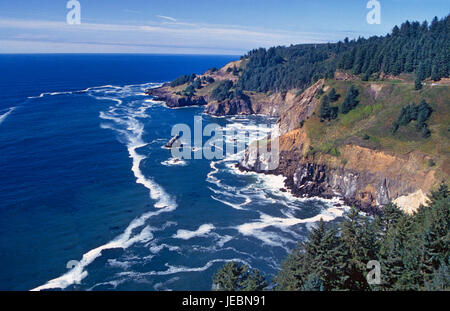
[238,77,447,213]
[276,80,324,133]
[240,127,437,214]
[147,60,446,213]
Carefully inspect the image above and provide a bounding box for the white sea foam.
[27,89,85,99]
[0,107,15,125]
[216,235,233,247]
[118,258,250,278]
[228,157,347,206]
[210,194,249,211]
[107,259,134,269]
[87,279,127,291]
[173,224,215,240]
[32,224,156,291]
[161,157,187,167]
[203,117,350,249]
[235,204,348,247]
[27,83,162,100]
[32,82,175,291]
[98,89,175,209]
[149,243,181,254]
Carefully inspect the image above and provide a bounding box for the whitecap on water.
[117,258,251,279]
[173,224,215,240]
[161,157,187,167]
[32,82,175,291]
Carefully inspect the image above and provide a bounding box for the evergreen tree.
[431,62,440,81]
[192,78,202,89]
[303,220,348,290]
[273,244,309,290]
[340,85,359,114]
[238,15,449,93]
[270,185,448,291]
[374,203,404,234]
[340,208,378,290]
[425,263,450,290]
[211,80,233,101]
[183,84,196,97]
[378,217,408,289]
[315,87,325,99]
[212,262,244,291]
[212,262,267,291]
[241,268,268,291]
[171,73,197,87]
[319,95,338,121]
[328,88,339,102]
[301,274,324,291]
[392,100,432,137]
[232,66,240,76]
[319,95,330,121]
[414,76,422,91]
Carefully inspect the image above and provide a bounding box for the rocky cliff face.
[148,60,441,213]
[238,76,439,215]
[239,126,436,214]
[276,80,324,134]
[203,98,254,116]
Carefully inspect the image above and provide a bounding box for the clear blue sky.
[0,0,448,54]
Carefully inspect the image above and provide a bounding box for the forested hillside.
[149,16,449,210]
[274,184,449,291]
[213,184,449,291]
[238,15,449,92]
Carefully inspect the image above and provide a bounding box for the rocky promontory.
[146,60,290,117]
[146,85,207,108]
[147,59,448,214]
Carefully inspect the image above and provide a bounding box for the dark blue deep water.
[0,54,347,291]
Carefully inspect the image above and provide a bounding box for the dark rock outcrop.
[239,133,434,214]
[239,148,383,214]
[204,98,254,116]
[165,134,182,148]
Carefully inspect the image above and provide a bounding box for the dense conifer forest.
[213,184,449,291]
[237,15,449,93]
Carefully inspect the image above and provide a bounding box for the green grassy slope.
[302,79,449,181]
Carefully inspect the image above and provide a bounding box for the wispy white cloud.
[0,17,373,54]
[157,15,177,22]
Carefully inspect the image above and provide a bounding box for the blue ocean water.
[0,54,347,291]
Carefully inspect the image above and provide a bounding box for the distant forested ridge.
[238,15,449,93]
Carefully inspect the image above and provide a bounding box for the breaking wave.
[32,82,177,291]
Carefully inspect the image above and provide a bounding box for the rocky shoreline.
[237,126,435,214]
[146,63,437,214]
[237,158,382,215]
